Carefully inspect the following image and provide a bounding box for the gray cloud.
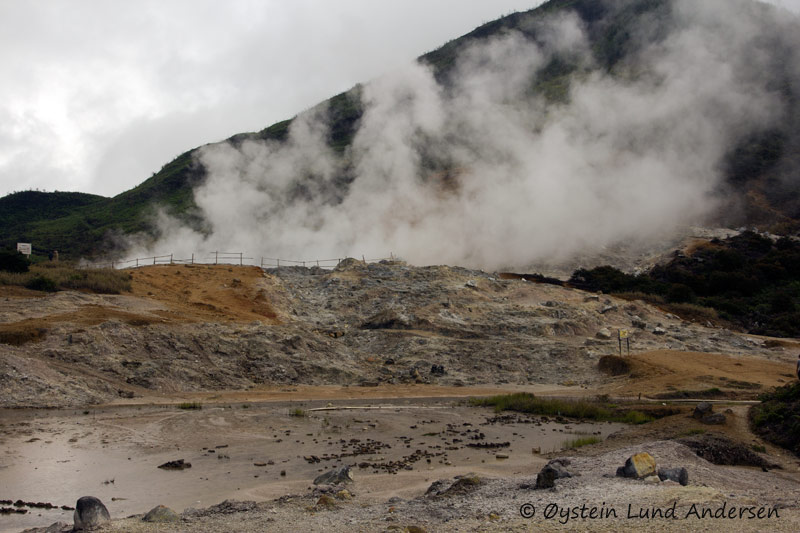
[0,0,543,198]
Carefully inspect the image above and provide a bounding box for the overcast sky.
[1,0,799,199]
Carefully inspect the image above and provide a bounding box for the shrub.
[25,275,57,292]
[563,436,601,449]
[0,250,30,273]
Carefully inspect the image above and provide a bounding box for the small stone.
[653,327,667,335]
[335,489,353,500]
[643,475,661,484]
[406,526,428,533]
[313,466,353,485]
[658,467,689,486]
[315,495,335,509]
[142,505,180,523]
[596,328,612,339]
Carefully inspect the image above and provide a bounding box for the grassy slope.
[2,0,798,260]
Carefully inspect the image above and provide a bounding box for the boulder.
[535,464,557,489]
[692,402,713,419]
[313,466,353,485]
[658,467,689,486]
[596,328,612,340]
[701,413,726,425]
[73,496,110,531]
[142,505,180,523]
[545,458,573,479]
[616,452,657,479]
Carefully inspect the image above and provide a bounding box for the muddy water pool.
[0,398,623,532]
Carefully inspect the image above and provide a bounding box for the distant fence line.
[83,252,395,270]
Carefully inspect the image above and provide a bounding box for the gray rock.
[73,496,110,531]
[600,305,616,314]
[596,328,612,340]
[143,505,180,523]
[535,464,557,489]
[313,466,353,485]
[653,327,667,335]
[658,467,689,486]
[693,402,713,419]
[702,412,727,425]
[546,458,573,479]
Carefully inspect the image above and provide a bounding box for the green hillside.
[1,0,799,260]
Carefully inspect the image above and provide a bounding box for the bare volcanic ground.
[0,260,797,408]
[2,260,800,532]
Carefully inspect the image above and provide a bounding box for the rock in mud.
[73,496,110,530]
[158,459,191,470]
[313,466,353,485]
[658,467,689,486]
[143,504,180,522]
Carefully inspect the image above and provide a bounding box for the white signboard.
[16,243,31,256]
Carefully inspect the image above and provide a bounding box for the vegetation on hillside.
[749,383,800,456]
[569,231,800,337]
[0,260,131,294]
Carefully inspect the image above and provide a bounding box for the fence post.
[277,258,280,269]
[302,261,306,268]
[317,260,320,267]
[136,258,139,268]
[153,257,156,265]
[170,253,173,265]
[215,251,218,265]
[362,255,366,264]
[240,252,243,266]
[191,253,194,265]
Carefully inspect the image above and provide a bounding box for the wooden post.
[362,255,366,264]
[191,253,194,265]
[277,258,280,269]
[170,253,173,265]
[215,251,218,265]
[239,252,243,266]
[136,258,139,267]
[153,257,156,265]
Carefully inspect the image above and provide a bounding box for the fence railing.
[83,252,395,271]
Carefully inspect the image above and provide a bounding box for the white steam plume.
[130,0,790,271]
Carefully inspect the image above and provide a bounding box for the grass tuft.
[469,392,654,424]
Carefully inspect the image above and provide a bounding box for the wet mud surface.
[0,397,622,532]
